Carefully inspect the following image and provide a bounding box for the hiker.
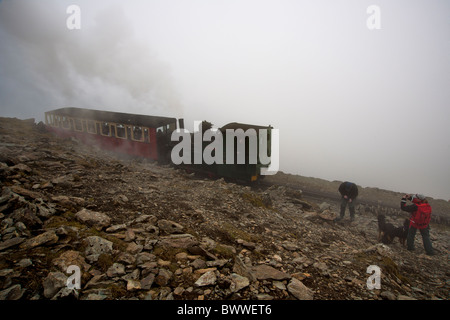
[401,194,434,255]
[335,181,358,222]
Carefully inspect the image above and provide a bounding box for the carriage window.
[115,124,127,139]
[143,128,150,143]
[100,122,111,136]
[54,115,62,127]
[95,121,101,135]
[167,122,176,134]
[86,120,97,134]
[126,126,132,140]
[61,117,71,129]
[131,126,144,142]
[74,118,84,131]
[47,114,57,126]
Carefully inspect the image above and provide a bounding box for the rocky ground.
[265,171,450,226]
[0,117,449,300]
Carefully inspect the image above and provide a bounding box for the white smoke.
[0,0,182,120]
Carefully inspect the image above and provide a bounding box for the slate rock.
[126,279,141,291]
[252,264,291,281]
[230,273,250,292]
[155,269,173,286]
[195,270,217,287]
[75,208,111,230]
[52,250,91,272]
[380,291,397,300]
[287,278,314,300]
[0,237,25,251]
[20,230,58,249]
[51,287,79,300]
[10,207,42,229]
[106,224,127,233]
[43,272,68,299]
[140,273,155,290]
[159,234,198,249]
[106,263,126,278]
[0,284,25,300]
[157,219,184,234]
[84,236,113,262]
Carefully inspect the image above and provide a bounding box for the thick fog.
[0,0,449,200]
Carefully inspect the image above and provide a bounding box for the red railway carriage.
[45,107,177,161]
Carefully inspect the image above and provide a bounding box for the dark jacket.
[400,200,418,213]
[338,182,358,200]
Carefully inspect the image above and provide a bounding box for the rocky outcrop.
[0,117,448,300]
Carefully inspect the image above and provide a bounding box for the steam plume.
[0,0,182,120]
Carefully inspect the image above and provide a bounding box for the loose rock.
[287,278,314,300]
[75,208,111,230]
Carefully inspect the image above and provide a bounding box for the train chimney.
[178,118,184,130]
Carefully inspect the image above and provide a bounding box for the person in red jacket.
[400,194,434,255]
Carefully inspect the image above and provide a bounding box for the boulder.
[159,234,198,249]
[20,230,59,249]
[140,274,155,290]
[84,236,113,262]
[155,269,173,286]
[43,272,67,299]
[106,263,126,278]
[0,284,25,300]
[10,207,42,229]
[52,250,91,273]
[287,278,314,300]
[157,219,184,234]
[230,273,250,292]
[0,237,25,251]
[251,264,291,281]
[194,270,217,287]
[75,208,111,230]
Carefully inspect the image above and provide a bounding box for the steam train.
[44,107,274,182]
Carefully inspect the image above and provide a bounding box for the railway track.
[254,179,398,209]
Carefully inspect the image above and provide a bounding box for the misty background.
[0,0,449,200]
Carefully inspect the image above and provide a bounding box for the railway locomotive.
[44,107,274,182]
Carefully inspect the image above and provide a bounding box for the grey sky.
[0,0,449,200]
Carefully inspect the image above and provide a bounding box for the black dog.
[378,214,395,244]
[378,215,409,246]
[392,219,409,247]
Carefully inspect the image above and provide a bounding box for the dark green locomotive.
[169,121,274,182]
